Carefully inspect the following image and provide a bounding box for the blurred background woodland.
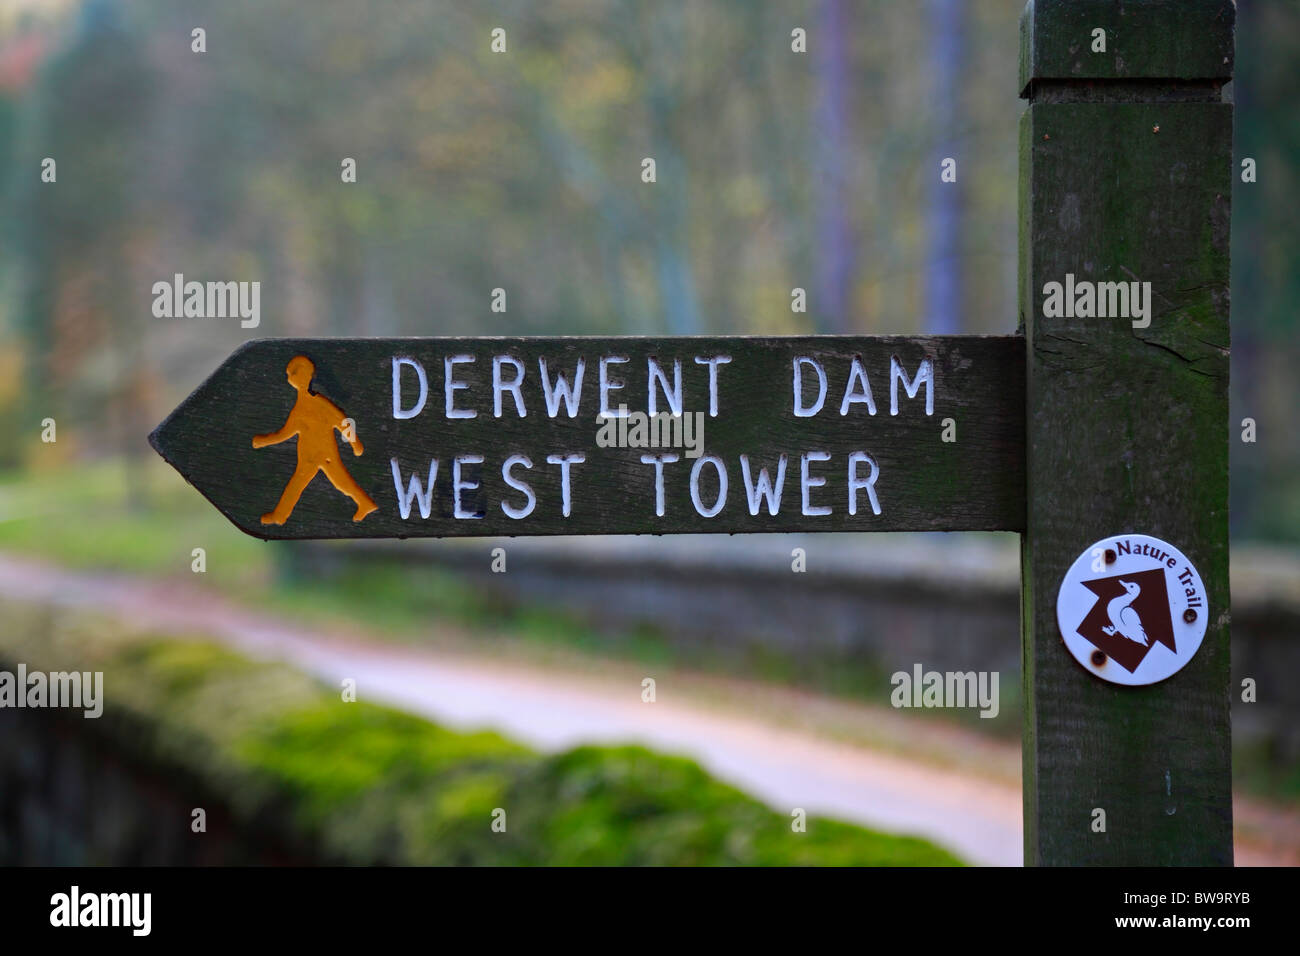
[0,0,1297,866]
[0,0,1292,538]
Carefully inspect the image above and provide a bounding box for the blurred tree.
[0,0,1291,539]
[1230,0,1300,542]
[10,0,154,493]
[923,0,964,334]
[813,0,853,333]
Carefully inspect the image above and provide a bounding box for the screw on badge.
[1056,534,1208,687]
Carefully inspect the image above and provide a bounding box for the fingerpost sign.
[153,0,1235,867]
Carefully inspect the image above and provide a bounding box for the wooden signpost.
[152,0,1235,866]
[150,336,1024,538]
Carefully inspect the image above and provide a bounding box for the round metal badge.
[1056,533,1208,686]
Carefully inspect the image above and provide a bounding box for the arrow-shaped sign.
[149,336,1025,539]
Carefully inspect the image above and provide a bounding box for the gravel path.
[1,552,1293,866]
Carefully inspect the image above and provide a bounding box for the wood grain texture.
[1019,1,1233,865]
[1019,0,1234,94]
[150,335,1026,539]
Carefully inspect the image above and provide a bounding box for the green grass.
[0,459,272,590]
[0,594,963,865]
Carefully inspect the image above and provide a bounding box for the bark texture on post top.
[1018,0,1234,865]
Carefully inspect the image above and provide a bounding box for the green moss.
[237,703,531,829]
[0,593,964,866]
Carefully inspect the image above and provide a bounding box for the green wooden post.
[1019,0,1235,865]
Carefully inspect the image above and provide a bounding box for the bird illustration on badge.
[252,355,378,525]
[1101,579,1149,646]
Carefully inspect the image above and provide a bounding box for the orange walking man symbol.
[253,355,378,525]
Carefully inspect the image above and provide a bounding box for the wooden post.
[1019,0,1235,864]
